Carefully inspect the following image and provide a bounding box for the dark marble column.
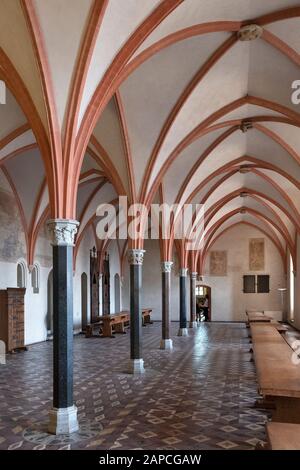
[99,273,103,315]
[128,249,145,374]
[160,261,173,350]
[189,272,198,328]
[178,268,189,336]
[47,219,79,435]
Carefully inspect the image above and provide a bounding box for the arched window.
[17,261,27,288]
[31,264,40,294]
[114,273,121,312]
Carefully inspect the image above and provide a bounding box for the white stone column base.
[189,321,198,328]
[48,405,79,435]
[160,338,173,350]
[128,358,145,374]
[177,328,189,337]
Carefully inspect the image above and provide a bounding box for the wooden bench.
[266,422,300,450]
[251,323,300,423]
[142,308,153,326]
[246,311,273,325]
[85,317,103,338]
[249,321,288,335]
[102,311,130,337]
[85,309,153,338]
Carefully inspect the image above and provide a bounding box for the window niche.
[243,274,270,293]
[17,261,27,289]
[31,264,40,294]
[243,275,256,293]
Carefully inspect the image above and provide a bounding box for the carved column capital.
[161,261,173,273]
[128,249,145,265]
[179,268,188,277]
[47,219,79,246]
[191,272,198,280]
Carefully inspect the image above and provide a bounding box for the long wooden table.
[246,311,273,324]
[251,323,300,423]
[249,321,288,335]
[85,308,153,338]
[266,422,300,450]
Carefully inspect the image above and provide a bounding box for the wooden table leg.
[272,397,300,423]
[114,322,126,334]
[102,321,114,338]
[254,397,276,409]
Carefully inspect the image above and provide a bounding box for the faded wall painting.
[249,238,265,271]
[210,251,227,276]
[35,223,53,268]
[0,187,26,262]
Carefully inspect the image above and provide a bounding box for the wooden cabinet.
[0,288,26,352]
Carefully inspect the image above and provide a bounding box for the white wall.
[202,225,286,322]
[0,259,52,345]
[0,185,52,345]
[292,235,300,330]
[0,219,123,345]
[73,226,94,332]
[107,240,121,314]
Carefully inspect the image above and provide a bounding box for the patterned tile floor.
[0,322,269,450]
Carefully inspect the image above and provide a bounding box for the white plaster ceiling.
[1,0,300,262]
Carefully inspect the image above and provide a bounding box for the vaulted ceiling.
[1,0,300,268]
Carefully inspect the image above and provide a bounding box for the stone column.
[128,249,145,374]
[99,273,103,316]
[178,267,189,336]
[47,219,79,435]
[189,272,198,328]
[160,261,173,350]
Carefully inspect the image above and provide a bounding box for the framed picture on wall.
[249,238,265,271]
[209,251,227,276]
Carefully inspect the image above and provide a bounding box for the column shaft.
[162,270,170,340]
[130,263,142,360]
[190,272,197,328]
[53,245,74,408]
[47,219,79,435]
[128,249,145,373]
[160,261,173,350]
[178,268,188,336]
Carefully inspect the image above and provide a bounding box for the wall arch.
[17,259,27,288]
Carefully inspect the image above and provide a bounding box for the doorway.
[81,272,88,331]
[196,285,212,321]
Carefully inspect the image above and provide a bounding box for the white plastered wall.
[107,240,121,314]
[202,225,286,322]
[292,235,300,330]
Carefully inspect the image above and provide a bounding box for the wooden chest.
[0,288,26,352]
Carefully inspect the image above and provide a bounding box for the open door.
[196,285,212,321]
